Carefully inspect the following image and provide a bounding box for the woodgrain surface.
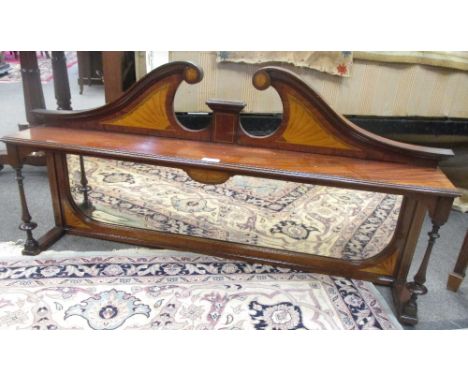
[238,67,455,166]
[281,91,354,150]
[30,62,455,167]
[3,60,459,325]
[3,126,458,197]
[101,83,172,130]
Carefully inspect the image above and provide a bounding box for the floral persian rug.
[67,156,402,261]
[0,243,401,330]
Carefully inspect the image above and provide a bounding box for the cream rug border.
[0,241,403,330]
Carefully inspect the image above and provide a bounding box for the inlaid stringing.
[102,83,172,130]
[1,61,459,325]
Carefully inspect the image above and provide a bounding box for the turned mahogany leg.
[402,223,441,323]
[392,197,454,325]
[447,230,468,292]
[78,155,94,212]
[14,166,40,256]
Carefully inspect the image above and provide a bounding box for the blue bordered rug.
[0,242,402,330]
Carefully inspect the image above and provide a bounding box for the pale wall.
[169,51,468,118]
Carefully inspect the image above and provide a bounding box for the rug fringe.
[0,241,24,257]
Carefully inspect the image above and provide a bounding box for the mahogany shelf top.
[2,126,459,197]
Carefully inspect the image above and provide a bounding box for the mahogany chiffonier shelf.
[1,62,459,325]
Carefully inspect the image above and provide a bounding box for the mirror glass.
[67,155,402,261]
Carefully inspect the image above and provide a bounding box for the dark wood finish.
[22,151,46,166]
[1,125,47,169]
[32,61,209,141]
[207,100,246,143]
[0,149,46,168]
[102,51,124,103]
[402,223,442,324]
[51,54,93,216]
[0,151,8,170]
[77,51,103,94]
[15,164,40,255]
[239,68,453,167]
[46,152,65,227]
[28,63,453,168]
[447,230,468,292]
[0,51,48,171]
[51,51,72,110]
[77,155,94,212]
[1,61,459,325]
[392,199,427,324]
[2,126,457,197]
[8,144,40,256]
[19,52,46,125]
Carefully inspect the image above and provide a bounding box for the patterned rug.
[0,243,402,330]
[0,51,77,84]
[68,155,402,261]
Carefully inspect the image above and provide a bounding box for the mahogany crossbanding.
[1,61,460,326]
[3,126,457,197]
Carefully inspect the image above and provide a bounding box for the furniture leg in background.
[77,155,94,212]
[0,51,75,170]
[447,230,468,292]
[51,51,72,110]
[19,52,46,124]
[102,51,124,103]
[0,153,6,170]
[393,197,454,325]
[77,51,103,95]
[52,52,93,210]
[0,52,47,170]
[102,51,136,103]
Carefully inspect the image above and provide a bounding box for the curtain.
[354,51,468,72]
[217,51,353,77]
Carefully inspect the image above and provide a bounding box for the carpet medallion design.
[67,156,402,260]
[0,246,402,330]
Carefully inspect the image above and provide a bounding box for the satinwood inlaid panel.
[281,91,356,151]
[1,61,460,326]
[101,83,172,131]
[29,61,454,167]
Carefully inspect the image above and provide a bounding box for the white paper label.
[201,157,220,163]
